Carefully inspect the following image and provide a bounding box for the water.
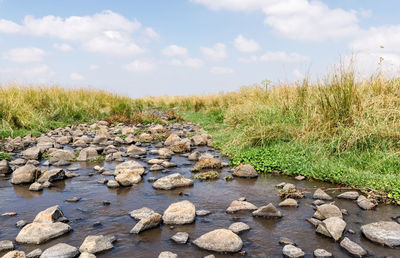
[0,144,399,257]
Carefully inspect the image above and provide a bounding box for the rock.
[196,210,211,216]
[164,134,181,146]
[149,124,166,134]
[279,237,295,245]
[65,197,81,203]
[147,177,156,182]
[79,235,116,254]
[29,182,43,191]
[42,181,52,188]
[41,243,79,258]
[337,191,359,200]
[26,248,42,258]
[48,150,75,165]
[191,135,208,146]
[130,213,162,234]
[312,200,325,206]
[10,158,26,166]
[106,180,120,188]
[313,249,332,258]
[150,164,163,171]
[228,222,250,234]
[252,203,282,218]
[282,183,296,191]
[295,175,305,181]
[15,220,27,228]
[361,221,400,247]
[129,207,155,220]
[340,237,367,257]
[16,222,71,244]
[158,148,174,159]
[158,251,178,258]
[93,165,104,172]
[163,200,196,225]
[316,217,346,241]
[21,147,41,160]
[226,200,258,213]
[306,218,322,227]
[11,165,40,184]
[188,151,200,161]
[56,136,72,145]
[2,212,17,216]
[33,205,66,223]
[148,158,164,164]
[282,244,305,258]
[313,204,342,220]
[279,198,298,207]
[114,170,141,186]
[171,232,189,244]
[114,161,144,175]
[193,158,222,170]
[357,195,377,210]
[153,173,193,190]
[126,145,147,156]
[37,168,65,183]
[0,240,14,252]
[77,147,98,161]
[161,161,177,168]
[313,188,332,200]
[0,160,11,174]
[193,229,242,253]
[232,164,258,178]
[78,252,96,258]
[2,251,26,258]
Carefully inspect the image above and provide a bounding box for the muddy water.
[1,144,400,257]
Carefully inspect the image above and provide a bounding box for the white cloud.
[347,52,400,76]
[89,64,99,70]
[200,43,227,60]
[293,69,304,79]
[350,25,400,53]
[53,43,72,51]
[238,55,258,63]
[3,47,46,63]
[234,35,260,53]
[170,58,203,68]
[162,45,188,56]
[144,27,159,39]
[122,60,156,72]
[210,66,234,74]
[260,51,309,62]
[70,72,84,80]
[0,19,22,33]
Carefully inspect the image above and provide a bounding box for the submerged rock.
[152,173,193,190]
[163,200,196,225]
[158,251,178,258]
[361,221,400,247]
[193,229,243,253]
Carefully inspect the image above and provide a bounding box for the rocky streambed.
[0,121,399,257]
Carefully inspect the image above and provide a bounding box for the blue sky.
[0,0,399,97]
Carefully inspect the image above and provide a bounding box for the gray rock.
[21,147,41,160]
[65,197,81,203]
[228,222,251,234]
[48,150,75,165]
[126,145,147,156]
[226,200,258,213]
[337,191,359,200]
[106,180,120,188]
[188,151,200,161]
[37,168,65,183]
[306,218,322,227]
[129,207,155,220]
[313,188,332,200]
[196,210,211,216]
[0,240,14,252]
[77,147,98,161]
[295,175,305,181]
[158,251,178,258]
[279,237,295,246]
[340,237,367,257]
[16,222,71,244]
[233,164,258,178]
[282,244,305,258]
[193,229,243,252]
[29,182,43,191]
[312,200,325,206]
[10,158,26,166]
[33,205,66,223]
[114,161,144,175]
[279,198,298,207]
[313,248,332,257]
[15,220,27,228]
[316,217,346,241]
[313,204,342,220]
[150,164,163,171]
[153,173,193,190]
[26,248,42,258]
[79,235,116,254]
[0,160,11,174]
[79,252,96,258]
[361,221,400,247]
[163,200,196,225]
[252,203,282,218]
[357,195,377,210]
[171,232,189,244]
[114,170,141,186]
[41,243,79,258]
[130,213,162,234]
[11,165,40,184]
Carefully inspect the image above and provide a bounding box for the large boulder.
[41,243,79,258]
[21,147,41,160]
[11,165,40,184]
[226,200,257,213]
[37,169,65,184]
[33,205,66,223]
[79,235,116,254]
[48,150,75,165]
[316,217,346,241]
[130,213,162,234]
[153,173,193,190]
[77,147,98,161]
[252,203,282,218]
[361,221,400,247]
[313,204,342,220]
[16,222,71,244]
[163,200,196,225]
[233,164,258,178]
[193,229,242,253]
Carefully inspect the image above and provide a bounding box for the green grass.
[0,152,12,161]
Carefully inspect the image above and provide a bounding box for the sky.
[0,0,399,97]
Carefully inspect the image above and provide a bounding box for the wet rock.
[2,251,26,258]
[188,151,200,161]
[193,229,242,253]
[191,134,208,146]
[282,183,296,191]
[312,200,325,206]
[26,248,42,258]
[114,170,141,186]
[164,134,181,146]
[163,200,196,225]
[341,209,348,215]
[56,136,72,145]
[313,204,342,220]
[79,235,116,254]
[42,181,52,188]
[193,158,222,170]
[11,165,40,184]
[10,158,26,166]
[229,222,250,234]
[114,160,144,175]
[357,195,377,210]
[153,173,193,190]
[306,218,322,227]
[147,177,156,182]
[102,200,111,205]
[77,147,98,161]
[37,168,65,184]
[126,145,147,156]
[48,150,75,165]
[282,244,305,258]
[0,240,14,252]
[279,198,298,207]
[41,243,79,258]
[313,248,332,258]
[252,203,282,218]
[196,210,211,216]
[279,237,295,246]
[2,212,17,216]
[316,217,346,241]
[148,158,164,164]
[150,164,163,171]
[340,237,367,257]
[226,200,258,213]
[29,182,43,191]
[361,221,400,247]
[158,251,178,258]
[130,213,162,234]
[158,148,174,159]
[337,191,359,200]
[313,188,332,200]
[33,205,66,223]
[233,164,258,178]
[161,161,177,168]
[130,207,155,220]
[15,220,27,228]
[93,165,104,172]
[106,180,119,188]
[65,197,81,203]
[295,175,305,181]
[0,160,11,175]
[21,147,41,160]
[171,232,189,244]
[79,252,96,258]
[16,222,71,244]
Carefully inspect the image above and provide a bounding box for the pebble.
[314,248,332,257]
[2,212,17,216]
[65,197,81,203]
[295,175,305,181]
[171,232,189,244]
[15,220,27,228]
